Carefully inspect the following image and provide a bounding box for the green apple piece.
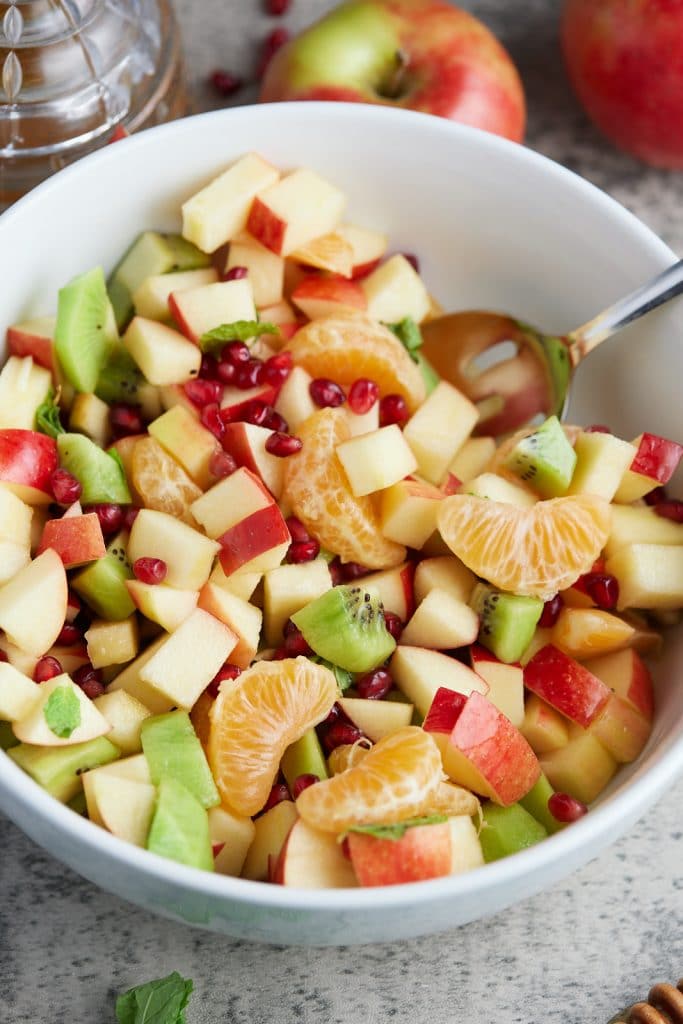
[141,710,219,809]
[291,585,395,673]
[55,267,115,393]
[0,720,18,750]
[8,735,120,802]
[280,728,329,790]
[479,801,548,863]
[518,772,562,834]
[107,231,210,330]
[470,582,543,664]
[146,777,214,871]
[72,531,135,621]
[503,415,577,498]
[57,433,131,505]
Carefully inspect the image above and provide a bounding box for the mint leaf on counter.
[346,814,448,842]
[115,971,194,1024]
[43,685,80,739]
[199,320,279,352]
[35,391,65,438]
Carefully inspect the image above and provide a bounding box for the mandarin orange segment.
[283,407,406,569]
[327,739,372,775]
[131,436,202,524]
[208,656,337,816]
[437,493,611,602]
[296,726,444,833]
[285,312,426,413]
[426,781,480,818]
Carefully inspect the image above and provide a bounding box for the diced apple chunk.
[400,589,479,650]
[197,584,262,668]
[83,769,156,847]
[448,436,496,484]
[0,487,33,548]
[241,800,298,881]
[0,662,41,721]
[221,421,285,499]
[0,541,29,584]
[448,815,485,875]
[209,804,256,876]
[123,317,201,386]
[414,556,475,605]
[106,636,175,714]
[209,562,262,601]
[520,693,570,755]
[148,405,219,490]
[606,544,683,610]
[274,365,316,431]
[128,509,220,591]
[191,466,273,539]
[605,505,683,558]
[568,431,636,501]
[226,232,285,307]
[133,267,219,321]
[403,381,479,484]
[0,356,52,430]
[263,560,332,646]
[464,471,536,507]
[85,616,139,669]
[389,645,488,718]
[247,168,346,256]
[337,696,413,742]
[169,279,257,344]
[336,223,388,277]
[290,231,354,278]
[336,425,417,497]
[540,724,617,804]
[0,548,67,655]
[13,674,111,747]
[125,580,198,633]
[551,607,636,659]
[361,255,431,324]
[469,645,525,727]
[275,818,357,888]
[291,276,367,320]
[360,561,414,620]
[93,689,151,755]
[380,477,444,549]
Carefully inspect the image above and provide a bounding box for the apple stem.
[380,49,410,100]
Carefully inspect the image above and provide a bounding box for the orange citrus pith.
[283,407,406,569]
[131,436,201,524]
[295,727,444,833]
[286,312,426,413]
[208,657,337,816]
[437,493,611,602]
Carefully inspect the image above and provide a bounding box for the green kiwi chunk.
[95,344,145,405]
[479,802,548,863]
[8,736,120,802]
[280,729,329,789]
[57,432,131,505]
[291,585,396,674]
[503,415,577,498]
[55,267,116,393]
[519,772,563,834]
[470,582,542,664]
[146,778,214,872]
[71,530,135,621]
[141,711,219,809]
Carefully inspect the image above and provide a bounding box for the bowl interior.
[0,103,681,937]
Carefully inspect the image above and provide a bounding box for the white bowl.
[0,103,681,947]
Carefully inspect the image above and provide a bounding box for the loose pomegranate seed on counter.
[222,340,251,365]
[224,265,248,281]
[241,399,269,426]
[200,402,225,439]
[285,516,310,543]
[110,402,144,437]
[402,252,420,273]
[263,409,288,433]
[33,656,63,683]
[379,393,409,427]
[122,506,139,531]
[356,668,393,700]
[538,593,563,628]
[258,27,290,76]
[207,662,242,698]
[324,720,364,753]
[50,468,82,505]
[90,503,124,536]
[184,378,223,407]
[292,773,319,798]
[655,499,683,523]
[348,378,379,415]
[266,432,303,457]
[310,377,345,408]
[283,625,312,657]
[583,572,619,610]
[133,557,168,585]
[56,622,82,646]
[548,792,588,823]
[234,359,265,389]
[199,353,220,380]
[383,611,403,642]
[262,782,291,812]
[209,70,243,97]
[209,448,237,480]
[644,486,667,506]
[287,539,320,563]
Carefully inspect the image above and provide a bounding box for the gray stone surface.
[2,1,682,1020]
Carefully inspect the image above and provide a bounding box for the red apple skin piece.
[260,0,526,143]
[629,433,683,485]
[351,258,382,281]
[218,504,291,576]
[220,384,278,424]
[0,429,58,501]
[6,324,55,372]
[347,821,452,886]
[291,275,367,312]
[562,1,683,169]
[37,513,106,568]
[583,648,654,722]
[523,644,611,729]
[247,199,288,257]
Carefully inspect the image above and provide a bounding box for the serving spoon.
[420,259,683,437]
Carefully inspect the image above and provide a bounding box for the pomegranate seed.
[262,782,291,812]
[320,703,341,728]
[285,516,310,543]
[644,486,667,506]
[73,664,103,697]
[348,378,379,415]
[292,773,319,798]
[379,393,409,427]
[383,611,403,642]
[265,350,293,373]
[66,593,82,621]
[548,792,588,823]
[90,503,124,536]
[0,650,7,662]
[263,409,288,433]
[241,400,269,426]
[50,468,82,505]
[200,353,220,380]
[539,593,563,628]
[122,506,139,531]
[216,359,237,384]
[356,669,393,700]
[222,341,251,365]
[284,627,312,657]
[328,558,344,585]
[209,449,237,480]
[209,69,243,96]
[583,572,619,611]
[310,377,345,408]
[224,265,248,281]
[655,499,683,523]
[234,359,264,389]
[200,402,225,439]
[584,424,612,434]
[185,379,223,407]
[133,557,167,585]
[56,622,81,646]
[110,403,143,437]
[33,655,63,683]
[324,720,364,753]
[340,561,369,581]
[207,662,242,698]
[287,539,320,563]
[270,646,288,660]
[340,836,352,860]
[266,432,303,457]
[258,27,290,76]
[266,0,290,13]
[402,252,420,273]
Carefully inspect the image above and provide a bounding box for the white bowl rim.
[1,101,681,916]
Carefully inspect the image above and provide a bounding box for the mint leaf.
[43,685,81,739]
[387,317,423,360]
[310,655,353,693]
[346,814,448,842]
[116,972,194,1024]
[199,320,279,352]
[35,391,65,438]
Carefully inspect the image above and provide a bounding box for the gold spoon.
[609,978,683,1023]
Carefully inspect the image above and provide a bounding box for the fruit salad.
[1,153,682,889]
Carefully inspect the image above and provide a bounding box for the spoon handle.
[568,258,683,365]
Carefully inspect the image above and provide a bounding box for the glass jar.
[0,0,187,208]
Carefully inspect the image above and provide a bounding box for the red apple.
[562,0,683,168]
[629,433,683,485]
[6,317,56,373]
[347,820,452,886]
[290,275,367,321]
[218,503,291,576]
[220,421,285,498]
[583,648,654,722]
[523,644,611,728]
[260,0,526,143]
[37,512,106,568]
[588,692,652,764]
[0,429,59,504]
[220,383,278,424]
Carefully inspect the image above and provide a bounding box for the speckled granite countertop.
[1,2,682,1021]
